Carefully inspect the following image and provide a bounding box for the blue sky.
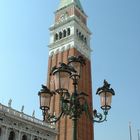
[0,0,140,140]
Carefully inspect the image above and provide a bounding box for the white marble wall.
[0,103,57,140]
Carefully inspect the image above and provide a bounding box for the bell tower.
[47,0,94,140]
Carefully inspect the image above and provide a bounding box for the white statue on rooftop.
[8,99,12,108]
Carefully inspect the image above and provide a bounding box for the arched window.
[84,37,87,44]
[22,135,27,140]
[63,30,66,37]
[81,35,84,40]
[67,28,71,36]
[79,32,81,38]
[59,32,62,39]
[55,33,58,41]
[76,29,79,36]
[0,128,2,136]
[8,131,15,140]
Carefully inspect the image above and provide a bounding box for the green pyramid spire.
[58,0,84,12]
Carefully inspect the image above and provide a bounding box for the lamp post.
[38,55,115,140]
[38,85,53,121]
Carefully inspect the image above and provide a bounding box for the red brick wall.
[47,48,94,140]
[55,7,87,25]
[55,7,74,23]
[74,8,87,25]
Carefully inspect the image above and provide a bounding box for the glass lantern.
[99,91,113,110]
[96,80,115,111]
[51,63,72,94]
[38,85,52,110]
[68,55,85,77]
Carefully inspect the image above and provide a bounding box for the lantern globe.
[54,70,70,93]
[98,91,113,110]
[68,61,81,75]
[51,63,73,94]
[38,85,52,110]
[68,56,85,77]
[96,80,115,111]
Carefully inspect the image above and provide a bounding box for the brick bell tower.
[46,0,94,140]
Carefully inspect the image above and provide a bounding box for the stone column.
[3,126,8,139]
[18,130,21,140]
[30,134,33,140]
[0,126,3,139]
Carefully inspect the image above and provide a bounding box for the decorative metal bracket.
[93,109,108,123]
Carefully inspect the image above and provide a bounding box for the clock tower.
[47,0,94,140]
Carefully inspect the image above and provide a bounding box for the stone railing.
[0,103,55,129]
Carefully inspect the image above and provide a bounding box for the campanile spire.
[59,0,84,12]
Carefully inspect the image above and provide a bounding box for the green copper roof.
[58,0,84,12]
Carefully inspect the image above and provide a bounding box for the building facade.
[0,103,57,140]
[46,0,94,140]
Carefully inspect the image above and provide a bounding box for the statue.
[21,105,24,112]
[8,99,12,108]
[32,110,35,117]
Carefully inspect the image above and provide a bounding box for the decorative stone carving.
[0,103,57,140]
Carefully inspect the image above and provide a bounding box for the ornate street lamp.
[38,55,115,140]
[38,85,52,121]
[97,80,115,110]
[93,80,115,123]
